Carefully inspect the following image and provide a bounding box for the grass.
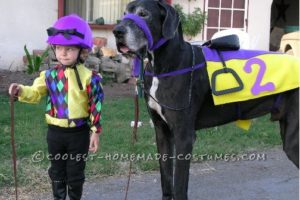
[0,94,282,190]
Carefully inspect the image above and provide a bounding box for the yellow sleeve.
[18,71,47,104]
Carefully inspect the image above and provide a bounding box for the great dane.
[113,0,299,199]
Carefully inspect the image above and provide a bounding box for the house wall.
[0,0,279,70]
[103,0,207,48]
[0,0,57,70]
[63,0,275,51]
[247,0,273,50]
[173,0,273,50]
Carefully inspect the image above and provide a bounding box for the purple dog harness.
[123,14,168,51]
[122,13,205,78]
[122,14,168,77]
[121,14,286,117]
[121,13,206,110]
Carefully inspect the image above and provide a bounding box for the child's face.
[55,45,80,66]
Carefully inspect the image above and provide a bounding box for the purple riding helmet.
[47,14,93,50]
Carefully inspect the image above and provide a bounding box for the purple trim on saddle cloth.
[202,47,283,62]
[145,62,206,78]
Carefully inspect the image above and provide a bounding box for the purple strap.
[123,14,154,49]
[145,62,206,78]
[132,57,141,77]
[151,38,168,50]
[122,14,169,77]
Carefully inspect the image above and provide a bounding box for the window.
[64,0,132,25]
[205,0,248,39]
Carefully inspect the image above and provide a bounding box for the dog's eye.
[138,11,148,17]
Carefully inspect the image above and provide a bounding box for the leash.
[9,90,18,200]
[124,59,143,199]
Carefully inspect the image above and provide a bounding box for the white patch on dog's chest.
[148,77,167,123]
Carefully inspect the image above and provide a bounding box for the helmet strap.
[50,45,58,63]
[76,48,84,64]
[50,45,84,90]
[74,47,84,90]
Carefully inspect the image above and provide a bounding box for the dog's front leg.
[150,111,174,200]
[173,123,195,200]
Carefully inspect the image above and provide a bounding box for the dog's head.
[113,0,179,58]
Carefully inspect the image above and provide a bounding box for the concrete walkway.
[33,148,298,200]
[82,148,298,200]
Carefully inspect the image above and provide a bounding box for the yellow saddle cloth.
[202,47,300,106]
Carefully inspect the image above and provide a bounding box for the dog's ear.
[157,1,180,40]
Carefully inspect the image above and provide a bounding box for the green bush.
[174,4,207,38]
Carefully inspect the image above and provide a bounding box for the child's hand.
[8,83,21,97]
[89,133,99,153]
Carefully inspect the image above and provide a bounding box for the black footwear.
[68,181,84,200]
[51,180,67,200]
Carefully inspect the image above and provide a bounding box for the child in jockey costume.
[9,14,103,200]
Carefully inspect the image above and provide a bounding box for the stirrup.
[211,68,244,96]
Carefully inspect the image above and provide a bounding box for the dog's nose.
[113,25,127,37]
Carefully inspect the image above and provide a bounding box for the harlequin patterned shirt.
[18,64,104,134]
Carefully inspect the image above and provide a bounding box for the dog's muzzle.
[113,13,168,77]
[113,14,167,54]
[112,24,131,54]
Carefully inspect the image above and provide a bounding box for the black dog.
[113,0,299,199]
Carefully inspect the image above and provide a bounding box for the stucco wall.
[0,0,57,70]
[0,0,282,71]
[247,0,273,50]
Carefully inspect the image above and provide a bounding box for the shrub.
[174,4,207,38]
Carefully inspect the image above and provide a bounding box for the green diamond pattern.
[96,101,102,112]
[57,80,64,92]
[51,70,56,78]
[46,101,51,111]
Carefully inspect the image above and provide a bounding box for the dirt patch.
[103,82,136,99]
[0,69,135,98]
[0,70,37,94]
